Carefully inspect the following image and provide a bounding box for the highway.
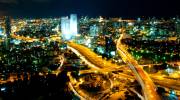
[67,71,112,100]
[67,42,125,72]
[51,54,65,76]
[116,33,160,100]
[67,42,145,99]
[67,40,162,100]
[9,33,180,99]
[150,75,180,90]
[67,72,87,100]
[64,38,180,95]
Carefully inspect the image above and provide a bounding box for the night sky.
[0,0,179,18]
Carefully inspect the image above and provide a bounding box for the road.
[51,54,65,76]
[150,75,180,90]
[67,71,112,100]
[10,33,180,99]
[67,41,180,88]
[67,40,159,100]
[67,42,125,72]
[116,33,160,100]
[67,42,145,99]
[67,72,87,100]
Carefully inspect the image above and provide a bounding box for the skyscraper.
[4,16,11,50]
[176,18,180,34]
[90,25,99,36]
[70,14,77,36]
[4,16,11,38]
[61,14,78,40]
[61,16,71,40]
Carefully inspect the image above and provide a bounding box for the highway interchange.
[6,33,180,100]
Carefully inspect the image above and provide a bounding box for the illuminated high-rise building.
[61,14,78,40]
[176,18,180,34]
[70,14,77,35]
[4,16,11,38]
[61,16,71,40]
[90,25,99,36]
[0,18,4,36]
[3,16,11,50]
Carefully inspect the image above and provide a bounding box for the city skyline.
[0,1,180,99]
[0,13,180,100]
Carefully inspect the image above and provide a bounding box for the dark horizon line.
[0,14,179,19]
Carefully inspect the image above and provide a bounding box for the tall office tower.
[4,16,11,38]
[0,18,3,35]
[61,14,78,40]
[176,18,180,34]
[70,14,77,36]
[61,16,71,40]
[4,16,11,50]
[105,36,116,58]
[90,25,99,36]
[176,18,180,43]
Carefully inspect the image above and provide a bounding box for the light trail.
[116,33,160,100]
